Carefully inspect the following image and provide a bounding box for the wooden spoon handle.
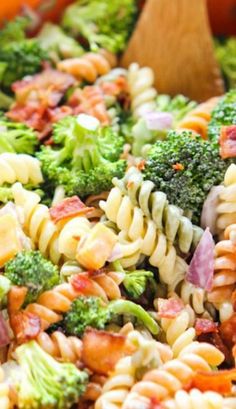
[121,0,224,102]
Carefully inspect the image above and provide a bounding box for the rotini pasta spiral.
[0,367,10,409]
[172,280,206,315]
[11,182,93,264]
[95,330,172,409]
[177,97,219,139]
[36,331,82,363]
[57,52,112,83]
[25,271,124,330]
[163,389,236,409]
[112,166,203,253]
[0,153,43,186]
[207,224,236,322]
[122,342,224,409]
[155,303,196,358]
[216,164,236,236]
[127,63,157,118]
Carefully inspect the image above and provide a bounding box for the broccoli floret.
[208,90,236,143]
[0,17,28,47]
[62,296,159,336]
[214,38,236,89]
[143,130,230,224]
[123,270,156,299]
[0,91,13,110]
[61,0,137,53]
[37,23,84,61]
[0,186,13,203]
[14,340,88,409]
[4,251,59,305]
[0,116,38,154]
[0,39,48,90]
[37,114,126,198]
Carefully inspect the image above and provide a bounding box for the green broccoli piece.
[14,340,88,409]
[63,296,159,336]
[0,17,28,47]
[0,186,13,203]
[214,38,236,89]
[61,0,137,53]
[0,39,48,90]
[0,275,11,303]
[156,94,197,124]
[37,114,126,198]
[37,23,84,61]
[0,115,38,154]
[0,91,13,110]
[142,130,230,224]
[123,270,156,299]
[208,90,236,143]
[4,251,59,305]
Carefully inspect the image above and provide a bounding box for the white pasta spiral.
[127,63,157,118]
[100,185,188,288]
[0,153,43,186]
[173,280,206,315]
[113,166,203,253]
[216,163,236,236]
[0,367,10,409]
[163,389,236,409]
[122,342,224,409]
[155,301,196,358]
[11,183,92,264]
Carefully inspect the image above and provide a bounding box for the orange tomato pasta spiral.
[57,51,112,83]
[36,331,82,363]
[177,97,219,139]
[25,271,124,330]
[207,223,236,322]
[122,342,224,408]
[95,331,172,409]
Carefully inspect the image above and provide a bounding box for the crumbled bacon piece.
[50,196,93,223]
[82,328,129,375]
[219,125,236,159]
[195,318,218,336]
[10,311,41,344]
[157,297,184,318]
[219,313,236,348]
[137,160,146,171]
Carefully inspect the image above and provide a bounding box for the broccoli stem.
[108,300,159,335]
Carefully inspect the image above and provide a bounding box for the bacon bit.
[189,369,236,394]
[219,313,236,348]
[49,196,93,223]
[219,125,236,159]
[197,332,232,365]
[172,162,184,171]
[71,273,106,299]
[0,312,10,347]
[137,160,146,171]
[232,290,236,312]
[82,328,129,375]
[157,297,184,319]
[195,318,218,336]
[7,286,28,313]
[149,398,165,409]
[10,311,41,344]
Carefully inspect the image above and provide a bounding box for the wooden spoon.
[121,0,224,101]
